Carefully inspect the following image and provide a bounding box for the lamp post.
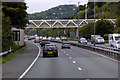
[58,8,61,37]
[94,0,96,46]
[77,2,80,39]
[85,4,87,20]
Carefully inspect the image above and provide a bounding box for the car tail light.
[43,48,47,51]
[41,41,43,43]
[54,48,57,51]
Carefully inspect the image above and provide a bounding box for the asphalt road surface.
[23,40,119,79]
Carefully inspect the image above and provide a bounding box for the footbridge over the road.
[26,19,116,28]
[26,19,116,38]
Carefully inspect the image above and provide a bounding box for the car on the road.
[113,40,120,49]
[61,42,70,49]
[48,37,52,40]
[28,36,35,40]
[34,37,41,43]
[39,36,43,39]
[56,37,60,40]
[78,38,87,44]
[51,37,55,40]
[61,37,67,41]
[42,37,47,39]
[43,44,58,57]
[40,39,50,47]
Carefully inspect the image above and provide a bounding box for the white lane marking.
[66,54,69,55]
[69,57,72,59]
[78,67,82,71]
[73,61,76,64]
[85,49,119,63]
[18,41,41,80]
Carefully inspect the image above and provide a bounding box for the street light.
[94,0,96,46]
[85,4,87,20]
[77,2,80,39]
[57,7,62,37]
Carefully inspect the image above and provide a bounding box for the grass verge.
[0,46,27,64]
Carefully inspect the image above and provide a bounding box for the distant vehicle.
[48,37,52,40]
[39,36,43,39]
[40,39,50,47]
[61,42,70,49]
[51,37,55,40]
[112,40,120,49]
[61,37,67,41]
[56,37,60,40]
[34,37,40,43]
[34,35,38,37]
[78,38,87,44]
[43,44,58,57]
[109,34,120,48]
[24,35,28,39]
[28,36,35,40]
[91,35,105,44]
[42,37,47,40]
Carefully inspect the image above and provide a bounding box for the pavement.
[2,41,39,78]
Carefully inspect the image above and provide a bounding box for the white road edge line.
[18,41,41,80]
[78,67,82,71]
[73,61,76,64]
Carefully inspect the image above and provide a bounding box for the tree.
[116,17,120,28]
[95,20,114,36]
[2,14,15,51]
[79,23,94,39]
[2,2,28,29]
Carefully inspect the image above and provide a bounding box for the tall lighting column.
[77,2,80,39]
[94,0,96,46]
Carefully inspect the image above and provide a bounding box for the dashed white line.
[66,54,69,55]
[78,67,82,71]
[73,61,76,64]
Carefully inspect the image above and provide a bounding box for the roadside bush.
[79,22,94,39]
[104,34,108,40]
[95,20,114,37]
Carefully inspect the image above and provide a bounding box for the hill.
[28,5,77,20]
[73,2,119,19]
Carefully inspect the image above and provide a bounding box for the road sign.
[13,31,20,41]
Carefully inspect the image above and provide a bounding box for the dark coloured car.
[28,36,35,40]
[61,42,70,49]
[40,39,50,47]
[43,44,58,57]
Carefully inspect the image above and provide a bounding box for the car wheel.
[43,54,46,57]
[55,54,58,57]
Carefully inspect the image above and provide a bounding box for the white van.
[109,34,120,48]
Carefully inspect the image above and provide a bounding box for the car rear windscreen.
[45,45,56,48]
[42,39,49,41]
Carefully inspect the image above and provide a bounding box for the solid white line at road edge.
[18,41,41,80]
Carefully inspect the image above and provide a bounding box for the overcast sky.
[25,0,88,14]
